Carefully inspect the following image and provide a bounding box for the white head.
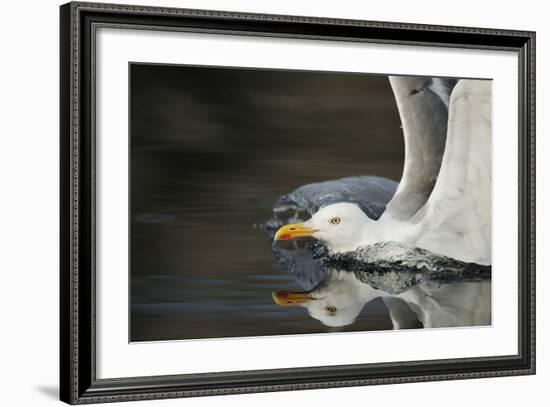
[274,202,373,253]
[272,271,379,327]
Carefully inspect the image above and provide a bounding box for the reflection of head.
[273,271,379,328]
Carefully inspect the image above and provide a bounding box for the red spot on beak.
[278,291,289,298]
[279,234,291,240]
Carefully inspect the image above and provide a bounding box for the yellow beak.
[272,290,315,306]
[273,222,317,241]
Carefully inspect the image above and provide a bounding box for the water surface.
[130,63,404,341]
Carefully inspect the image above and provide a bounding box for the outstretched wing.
[413,79,492,264]
[382,76,457,221]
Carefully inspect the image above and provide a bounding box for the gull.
[270,76,492,329]
[274,78,492,266]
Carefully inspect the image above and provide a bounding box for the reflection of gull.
[273,268,491,329]
[273,271,379,328]
[272,241,492,328]
[274,78,491,266]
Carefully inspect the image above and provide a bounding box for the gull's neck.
[327,217,401,254]
[363,216,414,244]
[358,219,387,246]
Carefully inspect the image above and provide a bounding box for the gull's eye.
[326,306,337,314]
[329,217,341,225]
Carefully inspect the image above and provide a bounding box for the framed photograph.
[60,1,535,404]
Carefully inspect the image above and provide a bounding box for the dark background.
[130,63,404,341]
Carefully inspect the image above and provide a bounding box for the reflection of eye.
[329,217,341,225]
[326,306,337,314]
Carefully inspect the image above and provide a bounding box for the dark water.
[130,64,404,341]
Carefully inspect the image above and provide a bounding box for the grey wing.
[381,76,458,221]
[272,175,398,223]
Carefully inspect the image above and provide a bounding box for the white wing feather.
[412,79,492,264]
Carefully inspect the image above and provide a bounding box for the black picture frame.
[60,1,536,404]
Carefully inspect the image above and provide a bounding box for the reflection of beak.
[274,223,318,241]
[272,290,315,306]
